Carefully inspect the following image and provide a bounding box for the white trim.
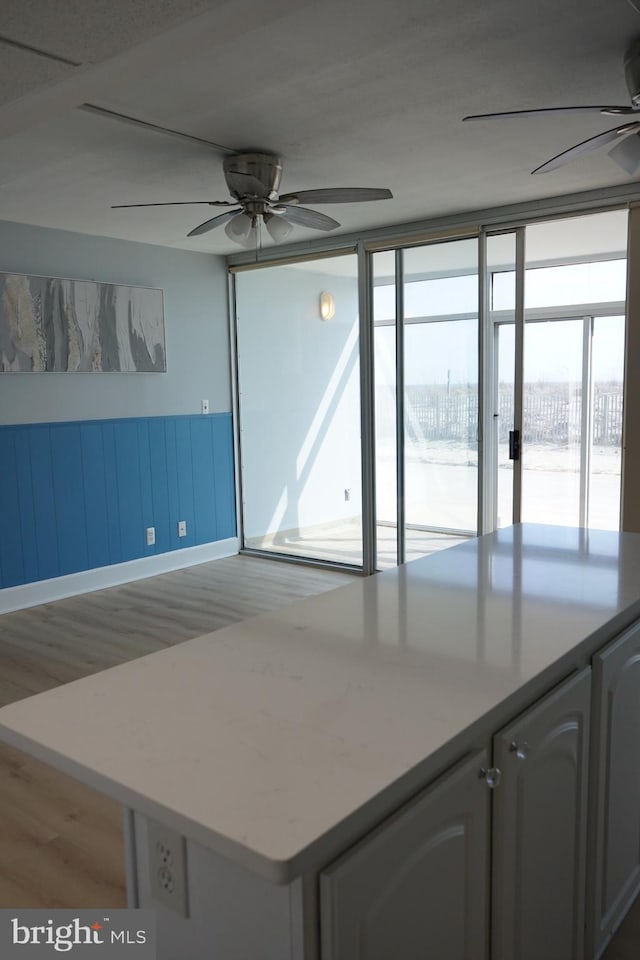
[227,182,638,269]
[512,228,526,525]
[479,229,492,535]
[492,302,626,324]
[228,272,244,552]
[0,538,239,614]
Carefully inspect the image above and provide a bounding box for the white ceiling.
[1,0,640,255]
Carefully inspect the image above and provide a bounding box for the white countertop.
[1,524,640,882]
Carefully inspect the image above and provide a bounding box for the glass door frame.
[488,303,625,529]
[231,245,368,572]
[492,311,591,527]
[480,227,525,534]
[372,235,482,568]
[229,211,627,578]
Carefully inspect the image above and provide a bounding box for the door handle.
[508,429,521,461]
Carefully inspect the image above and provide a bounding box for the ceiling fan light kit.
[463,37,640,176]
[112,151,393,246]
[224,210,254,242]
[263,212,293,242]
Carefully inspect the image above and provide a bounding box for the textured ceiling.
[0,0,223,63]
[0,0,639,255]
[0,44,74,108]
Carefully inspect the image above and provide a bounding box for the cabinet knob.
[479,766,502,788]
[509,740,529,760]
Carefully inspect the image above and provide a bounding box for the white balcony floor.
[245,522,468,568]
[245,442,620,568]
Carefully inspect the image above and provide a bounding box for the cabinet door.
[588,620,640,959]
[491,668,591,960]
[320,749,490,960]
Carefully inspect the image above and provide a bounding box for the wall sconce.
[319,291,335,321]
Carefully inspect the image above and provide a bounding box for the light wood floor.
[0,554,637,958]
[0,555,355,909]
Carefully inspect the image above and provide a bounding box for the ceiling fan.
[112,152,393,245]
[463,38,640,175]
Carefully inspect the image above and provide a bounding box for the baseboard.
[0,538,240,614]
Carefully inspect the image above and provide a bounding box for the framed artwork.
[0,272,166,372]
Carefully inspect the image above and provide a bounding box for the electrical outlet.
[344,488,351,501]
[147,819,189,918]
[201,399,209,414]
[146,527,155,546]
[177,520,187,537]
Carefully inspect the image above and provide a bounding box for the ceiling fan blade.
[276,204,340,231]
[463,105,638,121]
[532,121,640,174]
[111,200,234,209]
[609,132,640,174]
[80,103,236,153]
[279,187,393,204]
[187,208,243,237]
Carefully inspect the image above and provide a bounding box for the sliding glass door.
[590,315,625,530]
[489,211,627,531]
[373,237,479,566]
[521,317,585,527]
[232,208,627,574]
[372,252,398,567]
[234,252,363,566]
[403,317,478,538]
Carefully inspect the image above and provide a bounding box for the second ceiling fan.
[463,38,640,175]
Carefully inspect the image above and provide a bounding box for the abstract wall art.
[0,272,166,372]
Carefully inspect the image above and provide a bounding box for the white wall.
[236,260,362,539]
[0,219,229,424]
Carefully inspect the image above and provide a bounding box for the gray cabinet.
[320,669,593,960]
[320,749,491,960]
[588,621,640,959]
[491,668,591,960]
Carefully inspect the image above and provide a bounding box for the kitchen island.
[1,524,640,959]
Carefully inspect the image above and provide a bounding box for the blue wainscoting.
[0,414,236,589]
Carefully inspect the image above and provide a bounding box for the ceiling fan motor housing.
[223,152,283,201]
[624,39,640,106]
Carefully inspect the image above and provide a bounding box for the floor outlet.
[147,819,189,918]
[146,527,155,546]
[177,520,187,537]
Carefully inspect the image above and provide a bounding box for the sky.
[373,259,626,385]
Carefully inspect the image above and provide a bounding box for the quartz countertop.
[1,524,640,883]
